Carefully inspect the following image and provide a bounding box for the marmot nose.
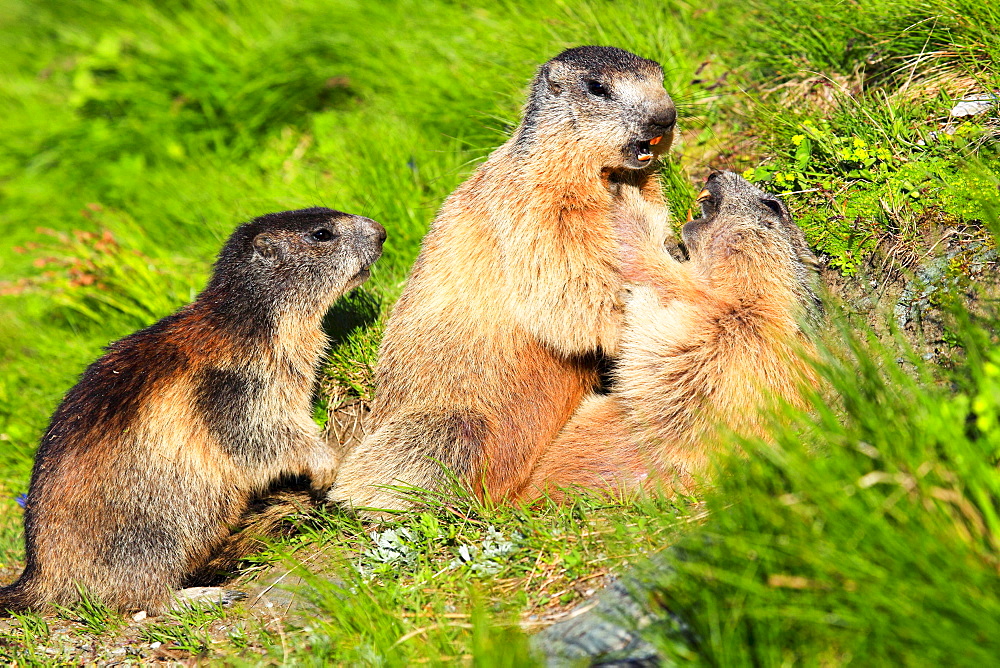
[365,218,387,244]
[650,105,677,131]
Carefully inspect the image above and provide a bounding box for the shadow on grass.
[322,287,382,346]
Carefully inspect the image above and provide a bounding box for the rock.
[533,578,662,667]
[532,553,695,667]
[244,565,345,625]
[950,94,997,118]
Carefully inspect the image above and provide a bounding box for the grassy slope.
[1,0,999,664]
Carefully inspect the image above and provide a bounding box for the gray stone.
[533,554,695,667]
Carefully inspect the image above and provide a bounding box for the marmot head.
[210,207,386,316]
[683,172,820,312]
[519,46,676,171]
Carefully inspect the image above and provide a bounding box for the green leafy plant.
[0,611,53,665]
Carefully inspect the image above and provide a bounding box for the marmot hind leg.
[329,409,489,516]
[524,395,647,502]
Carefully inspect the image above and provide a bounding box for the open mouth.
[695,187,713,215]
[682,188,717,245]
[634,134,663,164]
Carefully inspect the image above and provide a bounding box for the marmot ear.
[542,62,564,95]
[253,232,286,265]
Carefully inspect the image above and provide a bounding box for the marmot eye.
[310,228,335,242]
[586,79,610,98]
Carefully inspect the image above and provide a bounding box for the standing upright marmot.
[0,208,385,614]
[526,172,821,498]
[330,46,676,513]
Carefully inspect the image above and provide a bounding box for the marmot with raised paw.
[330,46,676,514]
[527,171,821,499]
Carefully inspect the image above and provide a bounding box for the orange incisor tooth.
[696,189,711,203]
[638,155,651,161]
[649,136,662,146]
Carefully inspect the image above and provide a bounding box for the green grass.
[285,493,688,665]
[0,490,692,664]
[646,290,1000,663]
[1,0,999,664]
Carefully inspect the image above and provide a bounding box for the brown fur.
[0,209,384,614]
[527,172,821,499]
[195,397,372,580]
[329,46,676,514]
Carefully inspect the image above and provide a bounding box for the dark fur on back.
[1,208,384,614]
[34,317,188,459]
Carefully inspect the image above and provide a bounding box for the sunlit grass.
[1,0,999,664]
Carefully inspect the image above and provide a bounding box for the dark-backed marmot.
[329,46,676,513]
[0,208,385,614]
[526,171,821,498]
